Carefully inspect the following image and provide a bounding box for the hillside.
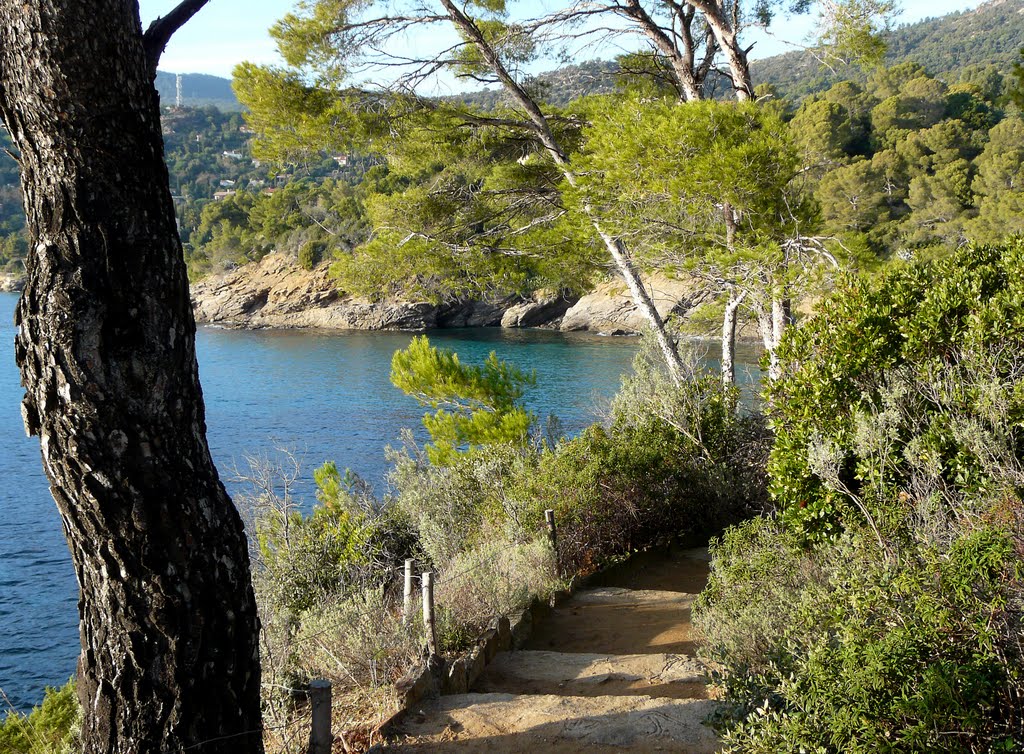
[154,71,241,110]
[458,0,1024,107]
[754,0,1024,98]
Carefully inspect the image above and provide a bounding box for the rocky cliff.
[190,253,697,334]
[0,273,25,293]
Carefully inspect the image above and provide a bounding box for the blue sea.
[0,292,759,711]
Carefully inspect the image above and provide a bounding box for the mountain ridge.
[156,0,1024,111]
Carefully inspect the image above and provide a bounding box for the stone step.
[397,692,721,753]
[570,587,696,605]
[525,588,698,656]
[473,650,708,699]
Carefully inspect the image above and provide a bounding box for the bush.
[767,240,1024,540]
[298,239,326,270]
[0,680,79,754]
[516,336,769,576]
[435,536,558,650]
[698,240,1024,752]
[697,518,1022,753]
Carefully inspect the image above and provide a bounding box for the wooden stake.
[422,571,438,657]
[308,679,332,754]
[545,509,559,578]
[403,558,414,625]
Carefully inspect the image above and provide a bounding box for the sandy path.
[384,547,719,753]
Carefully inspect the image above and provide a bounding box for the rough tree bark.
[0,1,264,752]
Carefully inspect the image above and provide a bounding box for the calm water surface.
[0,292,759,710]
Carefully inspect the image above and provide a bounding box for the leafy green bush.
[505,336,769,576]
[697,519,1021,753]
[698,240,1024,752]
[767,240,1024,540]
[0,680,79,754]
[298,239,325,270]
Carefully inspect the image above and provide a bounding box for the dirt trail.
[385,547,721,753]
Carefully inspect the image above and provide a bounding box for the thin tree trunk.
[722,289,746,389]
[441,0,688,384]
[686,0,754,100]
[0,2,263,752]
[757,295,791,381]
[621,0,705,101]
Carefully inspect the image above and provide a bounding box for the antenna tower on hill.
[176,74,183,108]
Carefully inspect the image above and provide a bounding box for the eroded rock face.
[190,253,440,330]
[0,273,26,293]
[190,253,697,334]
[560,277,696,334]
[501,291,578,329]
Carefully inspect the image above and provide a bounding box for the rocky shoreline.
[0,273,25,293]
[190,252,697,335]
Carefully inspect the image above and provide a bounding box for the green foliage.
[499,335,769,575]
[186,178,368,278]
[967,117,1024,244]
[390,336,537,464]
[813,0,895,69]
[766,240,1024,539]
[254,494,373,616]
[697,518,1021,753]
[699,237,1024,752]
[574,97,809,259]
[298,239,326,270]
[0,680,79,754]
[1008,48,1024,110]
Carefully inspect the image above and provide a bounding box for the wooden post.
[422,571,438,657]
[545,509,559,578]
[308,679,332,754]
[403,558,414,625]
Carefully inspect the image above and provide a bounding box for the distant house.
[219,179,236,187]
[222,150,243,160]
[332,154,349,166]
[239,125,255,134]
[213,190,236,201]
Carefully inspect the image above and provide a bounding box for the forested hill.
[148,0,1023,112]
[754,0,1024,98]
[459,0,1024,107]
[154,71,241,110]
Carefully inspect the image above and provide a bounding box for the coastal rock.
[190,253,700,335]
[501,290,577,329]
[438,299,509,328]
[191,253,440,330]
[560,276,696,334]
[0,273,26,293]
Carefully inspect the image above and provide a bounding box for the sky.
[138,0,991,83]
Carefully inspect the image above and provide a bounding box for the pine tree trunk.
[440,0,688,385]
[757,295,790,381]
[0,2,264,752]
[721,289,745,388]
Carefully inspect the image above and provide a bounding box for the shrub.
[0,680,79,754]
[434,536,558,650]
[298,239,326,270]
[697,517,1022,753]
[294,586,420,697]
[767,240,1024,540]
[698,240,1024,752]
[513,335,770,576]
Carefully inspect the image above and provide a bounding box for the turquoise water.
[0,292,760,710]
